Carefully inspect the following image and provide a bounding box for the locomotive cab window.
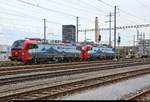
[28,44,38,49]
[76,46,82,50]
[87,47,92,51]
[11,40,24,49]
[89,47,93,50]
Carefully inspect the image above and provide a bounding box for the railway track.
[0,58,141,67]
[0,60,115,72]
[0,61,23,67]
[0,58,147,69]
[127,89,150,100]
[0,60,150,86]
[0,58,149,100]
[0,60,120,75]
[0,58,148,76]
[0,65,150,100]
[0,59,111,68]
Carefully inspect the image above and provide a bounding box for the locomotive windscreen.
[11,40,24,49]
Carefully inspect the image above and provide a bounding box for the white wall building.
[0,45,11,61]
[138,39,150,55]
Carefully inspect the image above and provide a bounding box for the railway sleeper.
[3,68,149,100]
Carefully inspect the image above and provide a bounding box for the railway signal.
[98,35,101,42]
[118,36,121,44]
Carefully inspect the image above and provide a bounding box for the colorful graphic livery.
[9,38,115,63]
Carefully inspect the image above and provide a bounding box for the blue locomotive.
[9,38,115,63]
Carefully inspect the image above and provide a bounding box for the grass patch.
[0,61,23,67]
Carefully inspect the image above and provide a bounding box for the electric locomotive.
[9,38,82,63]
[9,38,115,63]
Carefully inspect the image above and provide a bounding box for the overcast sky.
[0,0,150,46]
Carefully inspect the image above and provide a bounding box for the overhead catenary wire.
[0,0,77,21]
[16,0,76,18]
[136,0,150,9]
[77,0,107,14]
[0,25,42,38]
[97,0,113,8]
[0,13,62,33]
[16,0,95,21]
[0,11,42,22]
[117,16,138,25]
[97,0,149,22]
[74,0,141,25]
[46,0,103,16]
[46,0,108,21]
[0,2,65,25]
[120,9,148,22]
[1,0,139,26]
[44,0,98,22]
[1,0,149,24]
[79,24,150,32]
[0,20,42,29]
[59,0,105,14]
[0,10,63,25]
[0,1,45,20]
[68,0,138,25]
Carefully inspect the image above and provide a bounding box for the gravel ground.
[0,64,150,97]
[120,85,150,100]
[58,74,150,100]
[0,61,22,67]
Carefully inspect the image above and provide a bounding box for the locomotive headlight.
[15,52,18,55]
[22,52,25,56]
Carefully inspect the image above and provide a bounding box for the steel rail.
[0,59,145,76]
[0,60,111,69]
[0,58,140,68]
[127,89,150,100]
[0,66,150,100]
[0,58,147,76]
[0,58,146,70]
[0,61,150,86]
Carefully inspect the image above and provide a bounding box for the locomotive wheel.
[59,57,64,63]
[57,57,63,63]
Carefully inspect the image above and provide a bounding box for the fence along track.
[0,66,150,100]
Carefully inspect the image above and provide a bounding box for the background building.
[62,25,76,43]
[138,39,150,55]
[0,45,11,61]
